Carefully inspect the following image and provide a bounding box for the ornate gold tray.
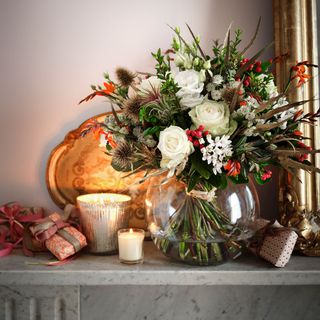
[46,113,149,229]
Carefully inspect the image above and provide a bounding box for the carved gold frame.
[273,0,320,254]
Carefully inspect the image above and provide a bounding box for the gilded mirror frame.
[273,0,320,255]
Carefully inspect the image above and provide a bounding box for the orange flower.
[293,130,303,136]
[291,62,312,87]
[92,127,105,141]
[224,159,241,177]
[96,82,115,96]
[105,132,117,148]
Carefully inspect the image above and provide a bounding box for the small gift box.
[250,219,298,268]
[0,202,44,243]
[23,228,47,256]
[29,213,87,261]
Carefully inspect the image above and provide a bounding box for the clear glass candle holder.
[77,193,131,254]
[118,228,145,264]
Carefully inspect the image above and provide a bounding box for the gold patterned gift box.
[250,219,298,268]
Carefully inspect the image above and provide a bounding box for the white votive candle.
[118,228,145,264]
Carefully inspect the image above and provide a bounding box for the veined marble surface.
[81,285,320,320]
[0,241,320,286]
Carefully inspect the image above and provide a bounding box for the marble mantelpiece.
[0,241,320,286]
[1,241,320,320]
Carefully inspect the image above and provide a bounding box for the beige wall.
[0,0,276,217]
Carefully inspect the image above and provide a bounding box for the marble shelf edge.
[1,242,320,287]
[0,269,320,287]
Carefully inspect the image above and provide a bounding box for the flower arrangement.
[80,22,319,265]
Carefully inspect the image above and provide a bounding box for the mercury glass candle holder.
[77,193,131,254]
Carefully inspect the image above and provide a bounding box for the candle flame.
[129,228,133,234]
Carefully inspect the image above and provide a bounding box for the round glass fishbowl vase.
[145,176,260,266]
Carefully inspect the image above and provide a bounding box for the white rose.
[189,100,237,136]
[157,126,194,169]
[137,76,162,96]
[174,70,204,108]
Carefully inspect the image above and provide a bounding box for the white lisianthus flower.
[175,52,193,69]
[174,70,204,108]
[272,97,293,129]
[157,126,194,171]
[201,134,233,175]
[212,75,224,85]
[189,100,237,136]
[245,96,259,108]
[137,76,162,96]
[211,89,222,101]
[257,74,278,98]
[266,79,278,98]
[228,80,243,90]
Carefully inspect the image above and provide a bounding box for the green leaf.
[261,61,271,72]
[143,126,161,137]
[105,144,112,152]
[228,173,249,184]
[208,174,227,189]
[190,152,212,180]
[187,171,200,192]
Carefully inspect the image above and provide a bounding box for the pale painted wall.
[0,0,276,217]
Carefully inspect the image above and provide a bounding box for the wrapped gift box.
[30,213,87,261]
[251,219,298,268]
[0,202,44,243]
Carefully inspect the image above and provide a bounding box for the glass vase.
[145,176,260,266]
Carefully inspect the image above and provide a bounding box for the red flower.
[224,160,241,177]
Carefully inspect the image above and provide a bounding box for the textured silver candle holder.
[77,193,131,254]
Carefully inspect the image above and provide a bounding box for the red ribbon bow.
[0,202,44,257]
[30,216,70,242]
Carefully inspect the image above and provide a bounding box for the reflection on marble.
[0,286,79,320]
[81,285,320,320]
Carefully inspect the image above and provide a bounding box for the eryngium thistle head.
[112,141,134,171]
[222,88,242,106]
[115,68,135,87]
[123,96,141,123]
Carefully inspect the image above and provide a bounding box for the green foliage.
[105,144,112,152]
[253,172,268,185]
[139,106,158,124]
[152,49,170,81]
[143,126,161,137]
[208,174,227,189]
[189,152,212,180]
[228,173,249,184]
[187,171,201,192]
